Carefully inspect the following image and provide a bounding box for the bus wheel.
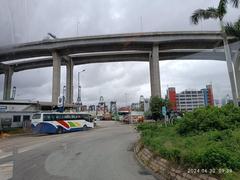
[57,127,64,134]
[83,125,87,131]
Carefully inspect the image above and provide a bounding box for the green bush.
[137,120,240,177]
[144,110,152,119]
[150,96,164,120]
[199,146,240,170]
[137,122,162,131]
[208,130,233,142]
[177,104,240,135]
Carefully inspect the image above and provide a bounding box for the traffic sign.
[162,106,167,116]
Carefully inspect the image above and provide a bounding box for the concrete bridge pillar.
[233,50,240,105]
[149,44,161,97]
[224,39,239,106]
[52,51,61,105]
[3,67,13,100]
[234,64,240,104]
[66,58,74,104]
[227,64,238,105]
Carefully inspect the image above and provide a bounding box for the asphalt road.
[0,121,156,180]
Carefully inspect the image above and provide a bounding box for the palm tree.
[191,0,239,30]
[230,0,239,7]
[225,0,240,40]
[191,0,239,105]
[225,18,240,39]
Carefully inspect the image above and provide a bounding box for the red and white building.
[167,84,214,112]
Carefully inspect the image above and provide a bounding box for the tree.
[191,0,239,41]
[191,0,239,106]
[144,110,152,119]
[150,96,164,121]
[150,96,168,121]
[225,18,240,39]
[230,0,239,7]
[164,98,173,110]
[191,1,228,25]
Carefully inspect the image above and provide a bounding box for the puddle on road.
[138,169,152,176]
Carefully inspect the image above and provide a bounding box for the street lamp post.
[62,85,66,112]
[77,69,86,111]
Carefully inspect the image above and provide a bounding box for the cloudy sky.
[0,0,240,106]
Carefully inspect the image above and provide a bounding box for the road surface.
[0,121,156,180]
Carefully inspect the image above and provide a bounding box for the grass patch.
[137,105,240,179]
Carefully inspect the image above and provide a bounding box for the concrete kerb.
[133,141,162,180]
[133,141,219,180]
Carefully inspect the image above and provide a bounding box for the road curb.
[133,141,162,180]
[133,141,218,180]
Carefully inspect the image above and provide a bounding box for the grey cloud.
[0,0,239,105]
[12,68,52,89]
[160,60,231,99]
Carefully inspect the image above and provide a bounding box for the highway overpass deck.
[0,31,239,106]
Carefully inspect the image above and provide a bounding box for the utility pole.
[11,86,16,100]
[62,85,66,112]
[7,1,16,44]
[140,16,143,32]
[77,20,80,36]
[77,69,86,111]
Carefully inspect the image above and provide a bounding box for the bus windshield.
[32,114,41,119]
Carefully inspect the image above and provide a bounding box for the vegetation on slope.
[137,104,240,179]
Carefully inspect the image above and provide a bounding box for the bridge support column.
[235,65,240,105]
[52,51,61,105]
[228,68,238,105]
[223,37,239,106]
[3,67,13,100]
[66,58,74,104]
[233,50,240,105]
[149,44,161,97]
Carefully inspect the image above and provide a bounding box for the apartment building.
[167,85,214,112]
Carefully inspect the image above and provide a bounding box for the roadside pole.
[162,106,167,126]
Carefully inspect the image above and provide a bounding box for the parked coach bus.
[31,112,94,134]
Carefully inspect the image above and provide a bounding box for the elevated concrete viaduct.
[0,31,239,106]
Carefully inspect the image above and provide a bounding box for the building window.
[23,115,30,121]
[13,115,21,122]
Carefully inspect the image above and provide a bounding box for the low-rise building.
[144,98,150,112]
[131,103,140,111]
[176,90,205,112]
[167,84,214,112]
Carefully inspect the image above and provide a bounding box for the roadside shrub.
[199,146,240,170]
[168,149,181,163]
[144,110,152,119]
[149,96,165,120]
[177,105,240,135]
[137,107,240,177]
[208,130,233,142]
[137,122,161,132]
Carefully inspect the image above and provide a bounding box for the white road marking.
[18,142,48,154]
[0,161,13,180]
[1,134,75,157]
[18,135,75,153]
[0,152,13,160]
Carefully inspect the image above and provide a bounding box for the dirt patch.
[0,129,32,139]
[0,133,10,139]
